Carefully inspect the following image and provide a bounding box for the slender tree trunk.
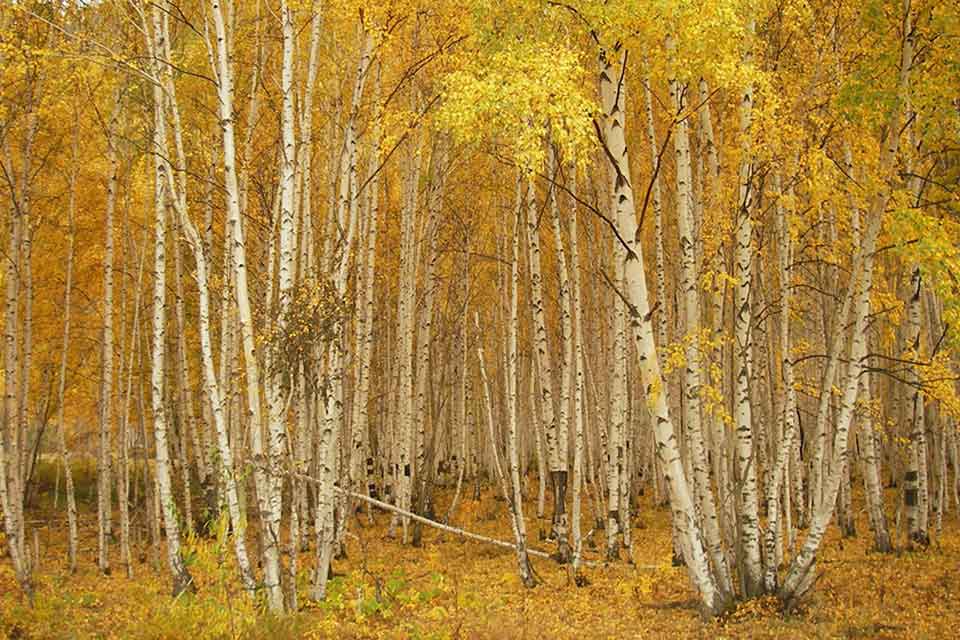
[2,102,31,608]
[607,223,627,561]
[731,19,763,596]
[669,59,731,593]
[505,178,536,587]
[446,239,471,525]
[209,0,280,609]
[860,371,892,552]
[394,128,422,543]
[148,6,193,596]
[349,60,381,513]
[526,171,567,561]
[174,152,257,596]
[569,168,587,576]
[97,87,121,575]
[16,188,32,558]
[313,25,371,599]
[599,43,721,615]
[904,266,930,546]
[119,239,146,579]
[263,0,298,609]
[56,118,80,574]
[412,139,447,533]
[171,222,195,536]
[763,173,801,592]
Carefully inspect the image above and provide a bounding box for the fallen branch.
[289,469,665,570]
[293,471,555,561]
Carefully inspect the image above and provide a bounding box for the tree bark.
[148,5,193,596]
[598,43,721,615]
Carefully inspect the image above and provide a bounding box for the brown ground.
[2,471,959,639]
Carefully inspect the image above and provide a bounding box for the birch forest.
[1,0,960,637]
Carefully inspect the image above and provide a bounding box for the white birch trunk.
[569,168,587,575]
[97,87,121,575]
[599,44,720,615]
[349,61,381,512]
[548,144,577,561]
[608,228,626,561]
[209,0,281,609]
[763,173,800,592]
[860,372,892,552]
[526,173,567,559]
[670,59,731,593]
[57,122,80,574]
[413,140,446,514]
[118,237,146,579]
[732,20,763,595]
[264,0,297,609]
[174,157,257,597]
[506,181,536,586]
[1,204,26,594]
[396,151,420,539]
[445,239,471,524]
[171,221,195,535]
[148,7,193,594]
[905,266,930,545]
[313,25,371,599]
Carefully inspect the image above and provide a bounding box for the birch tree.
[208,0,282,610]
[147,4,192,596]
[598,41,723,615]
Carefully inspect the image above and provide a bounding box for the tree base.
[171,569,196,598]
[908,531,931,548]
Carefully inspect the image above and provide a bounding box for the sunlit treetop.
[437,40,595,171]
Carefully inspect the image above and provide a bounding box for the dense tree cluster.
[1,0,959,620]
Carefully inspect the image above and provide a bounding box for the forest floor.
[2,467,960,639]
